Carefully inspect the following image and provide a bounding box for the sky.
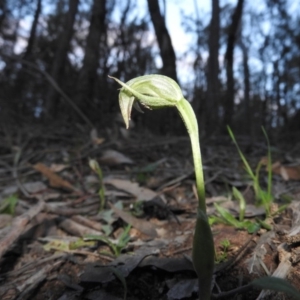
[164,0,211,53]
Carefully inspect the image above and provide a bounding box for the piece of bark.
[58,218,102,236]
[0,200,45,260]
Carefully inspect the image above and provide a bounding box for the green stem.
[177,99,214,300]
[176,100,205,212]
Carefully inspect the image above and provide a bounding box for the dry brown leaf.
[108,202,157,237]
[261,158,300,181]
[271,161,300,181]
[100,150,134,165]
[49,163,68,172]
[90,128,105,145]
[104,178,156,200]
[33,163,76,191]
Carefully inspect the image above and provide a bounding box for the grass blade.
[232,187,246,221]
[227,126,256,181]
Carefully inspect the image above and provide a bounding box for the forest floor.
[1,123,300,300]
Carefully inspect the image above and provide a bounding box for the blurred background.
[1,0,300,140]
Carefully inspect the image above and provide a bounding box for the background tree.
[23,0,42,60]
[146,0,177,82]
[223,0,244,129]
[206,0,220,135]
[44,0,79,118]
[239,38,251,136]
[74,0,107,117]
[0,0,300,138]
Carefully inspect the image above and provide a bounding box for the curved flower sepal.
[109,75,184,129]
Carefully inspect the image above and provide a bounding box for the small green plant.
[130,201,144,217]
[89,158,105,211]
[211,202,260,233]
[210,128,277,233]
[133,160,164,184]
[0,194,18,215]
[227,126,274,216]
[84,224,131,257]
[215,238,231,263]
[110,74,214,300]
[209,186,259,233]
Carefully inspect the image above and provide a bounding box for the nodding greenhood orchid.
[109,75,183,128]
[110,74,214,300]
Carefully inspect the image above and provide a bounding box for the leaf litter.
[1,126,300,299]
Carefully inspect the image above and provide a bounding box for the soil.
[0,124,300,300]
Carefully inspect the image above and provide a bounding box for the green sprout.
[212,202,260,233]
[89,158,105,211]
[84,224,131,258]
[0,194,18,215]
[215,238,231,263]
[232,187,246,222]
[110,74,214,300]
[227,126,274,216]
[210,128,284,233]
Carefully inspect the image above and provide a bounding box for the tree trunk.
[74,0,106,114]
[23,0,42,60]
[239,40,251,136]
[206,0,220,134]
[44,0,79,118]
[143,0,181,134]
[146,0,177,82]
[0,0,7,30]
[223,0,244,128]
[12,0,42,114]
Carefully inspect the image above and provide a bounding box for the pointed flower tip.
[123,115,130,129]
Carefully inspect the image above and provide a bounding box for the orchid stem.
[176,100,205,211]
[177,99,214,300]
